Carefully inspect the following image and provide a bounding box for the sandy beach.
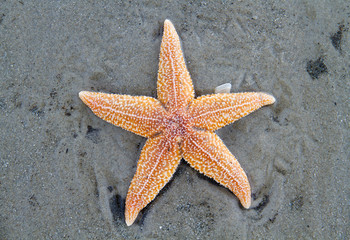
[0,1,348,239]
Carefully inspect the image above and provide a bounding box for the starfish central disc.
[164,112,191,139]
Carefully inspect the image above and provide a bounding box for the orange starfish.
[79,20,275,226]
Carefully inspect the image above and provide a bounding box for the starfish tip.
[78,91,88,99]
[164,19,176,31]
[125,211,136,227]
[79,91,94,106]
[164,19,172,25]
[242,198,251,209]
[125,219,133,227]
[260,92,276,105]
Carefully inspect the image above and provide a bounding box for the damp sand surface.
[0,1,349,239]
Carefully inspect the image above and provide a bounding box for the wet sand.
[0,1,348,239]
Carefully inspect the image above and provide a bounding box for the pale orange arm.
[79,91,166,137]
[157,20,194,112]
[125,134,182,226]
[182,130,251,209]
[188,92,275,131]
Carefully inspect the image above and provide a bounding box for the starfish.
[79,20,275,226]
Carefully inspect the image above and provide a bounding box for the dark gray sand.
[1,1,349,239]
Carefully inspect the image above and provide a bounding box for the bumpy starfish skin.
[79,20,275,226]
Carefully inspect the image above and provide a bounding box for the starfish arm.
[182,130,251,209]
[188,92,275,131]
[157,20,194,112]
[79,91,167,137]
[125,134,181,226]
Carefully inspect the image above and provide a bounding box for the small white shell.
[215,83,232,94]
